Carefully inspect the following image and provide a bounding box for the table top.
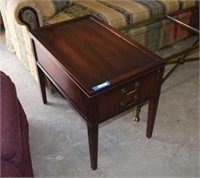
[30,15,164,96]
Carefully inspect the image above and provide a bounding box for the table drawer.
[98,71,158,122]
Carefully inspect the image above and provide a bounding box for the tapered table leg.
[147,68,164,138]
[37,67,47,104]
[87,124,98,170]
[146,95,159,138]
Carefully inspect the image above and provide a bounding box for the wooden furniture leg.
[146,96,159,138]
[37,67,47,104]
[87,124,98,170]
[146,68,164,138]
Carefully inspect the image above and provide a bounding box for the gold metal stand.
[162,38,199,83]
[133,105,141,122]
[162,15,199,84]
[133,13,199,122]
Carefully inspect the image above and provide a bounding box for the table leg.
[146,95,159,138]
[147,67,164,138]
[87,124,98,170]
[37,67,47,104]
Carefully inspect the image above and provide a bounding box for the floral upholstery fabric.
[35,0,72,19]
[51,0,72,12]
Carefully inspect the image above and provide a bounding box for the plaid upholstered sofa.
[0,0,198,80]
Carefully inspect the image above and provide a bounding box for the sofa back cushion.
[178,0,196,10]
[35,0,72,18]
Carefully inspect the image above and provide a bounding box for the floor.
[0,28,199,177]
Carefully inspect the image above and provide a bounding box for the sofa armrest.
[18,6,41,30]
[1,160,22,177]
[0,71,21,161]
[7,0,74,29]
[0,71,34,177]
[7,0,44,29]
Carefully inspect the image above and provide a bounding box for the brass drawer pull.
[120,100,136,108]
[120,94,139,108]
[121,82,140,95]
[135,82,140,88]
[126,89,137,95]
[134,94,139,100]
[121,88,127,95]
[120,101,126,107]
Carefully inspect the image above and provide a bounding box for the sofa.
[0,0,198,81]
[0,71,34,177]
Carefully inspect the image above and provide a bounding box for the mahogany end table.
[30,15,165,170]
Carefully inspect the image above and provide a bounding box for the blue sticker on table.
[92,81,110,91]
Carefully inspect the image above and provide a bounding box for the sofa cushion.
[45,11,72,25]
[98,0,180,26]
[178,0,196,10]
[60,0,183,29]
[35,0,72,19]
[42,0,198,29]
[64,1,127,29]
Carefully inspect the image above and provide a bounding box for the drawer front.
[35,43,88,118]
[98,71,158,123]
